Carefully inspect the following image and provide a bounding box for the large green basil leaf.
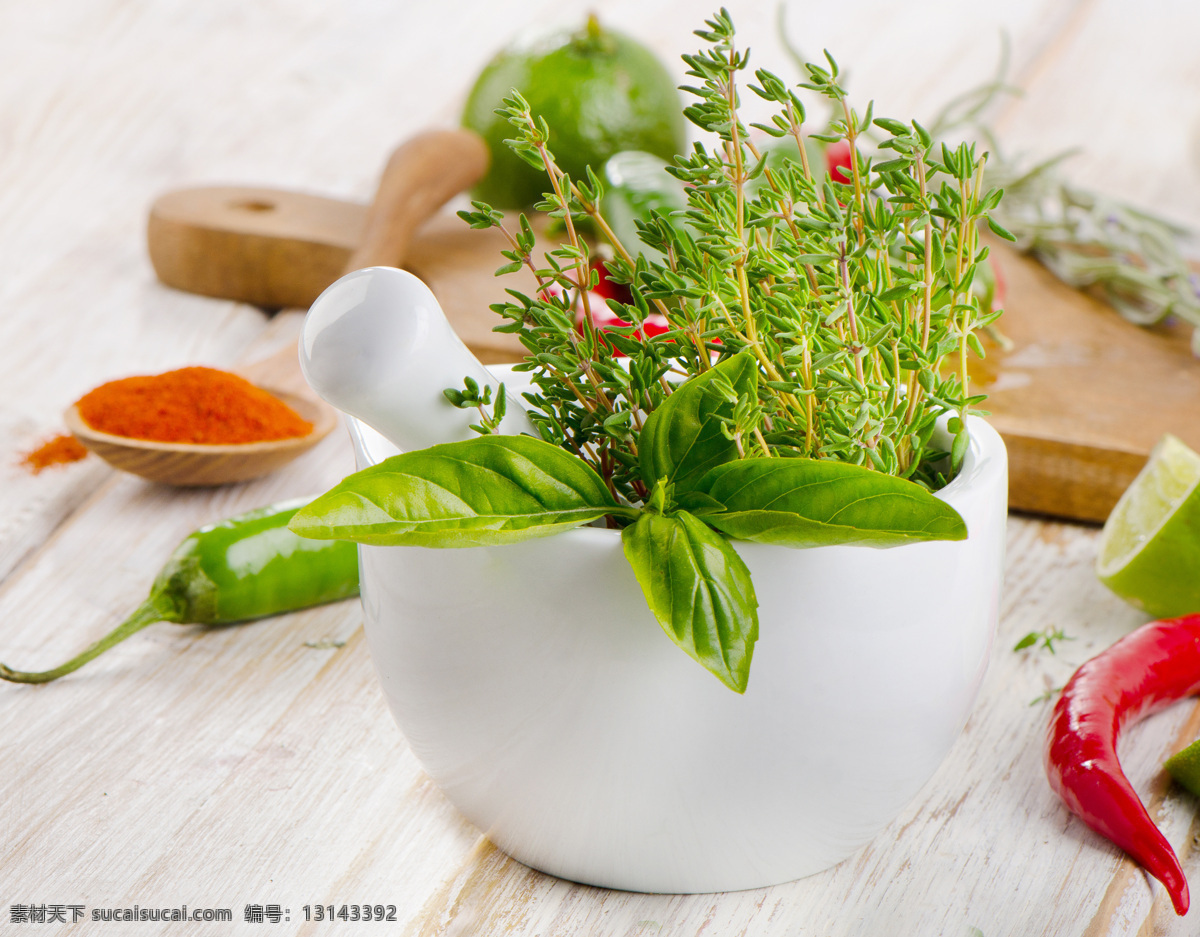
[638,352,758,494]
[289,435,622,547]
[621,510,758,693]
[695,458,967,548]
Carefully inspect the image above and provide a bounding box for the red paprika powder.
[75,366,312,445]
[20,434,89,473]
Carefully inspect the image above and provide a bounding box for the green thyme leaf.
[985,214,1016,241]
[1013,626,1073,654]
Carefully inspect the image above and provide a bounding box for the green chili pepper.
[0,498,359,684]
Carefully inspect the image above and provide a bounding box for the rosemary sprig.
[987,157,1200,347]
[913,32,1200,348]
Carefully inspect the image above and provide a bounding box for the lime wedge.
[1165,738,1200,797]
[1097,434,1200,619]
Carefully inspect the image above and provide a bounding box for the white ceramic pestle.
[299,266,536,451]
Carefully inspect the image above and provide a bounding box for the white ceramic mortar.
[302,266,1008,892]
[347,382,1007,893]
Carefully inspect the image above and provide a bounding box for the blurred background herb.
[986,153,1200,350]
[779,14,1200,352]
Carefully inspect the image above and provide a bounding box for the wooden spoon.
[70,127,489,486]
[63,386,336,487]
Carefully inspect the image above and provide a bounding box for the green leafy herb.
[600,150,688,266]
[696,458,967,548]
[444,375,509,435]
[289,435,627,547]
[462,9,1002,499]
[1013,625,1073,655]
[988,155,1200,350]
[638,352,759,493]
[881,30,1200,348]
[622,509,758,692]
[299,10,997,693]
[1012,632,1037,652]
[1029,684,1066,707]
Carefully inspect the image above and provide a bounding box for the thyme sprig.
[444,376,508,435]
[459,9,1006,506]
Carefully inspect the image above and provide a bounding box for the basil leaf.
[696,458,967,548]
[674,489,727,517]
[289,435,620,547]
[621,510,758,693]
[638,352,758,493]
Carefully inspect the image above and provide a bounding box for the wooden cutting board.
[148,186,532,364]
[147,186,1200,523]
[971,238,1200,522]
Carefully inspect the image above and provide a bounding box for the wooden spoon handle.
[344,128,489,272]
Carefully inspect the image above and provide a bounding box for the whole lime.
[462,17,687,209]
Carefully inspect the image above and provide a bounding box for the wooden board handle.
[147,127,488,310]
[344,128,489,273]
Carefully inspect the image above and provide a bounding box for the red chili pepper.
[588,258,633,305]
[824,139,853,183]
[574,259,669,356]
[1044,614,1200,916]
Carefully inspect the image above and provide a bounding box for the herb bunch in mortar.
[290,10,1010,693]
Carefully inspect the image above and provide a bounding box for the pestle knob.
[300,266,536,451]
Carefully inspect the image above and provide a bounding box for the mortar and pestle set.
[145,128,1007,892]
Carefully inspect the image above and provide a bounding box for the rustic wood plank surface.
[3,2,1200,935]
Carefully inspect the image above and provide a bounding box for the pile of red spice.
[75,366,313,445]
[20,434,89,473]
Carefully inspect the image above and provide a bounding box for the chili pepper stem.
[0,598,173,684]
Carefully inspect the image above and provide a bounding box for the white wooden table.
[3,2,1200,934]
